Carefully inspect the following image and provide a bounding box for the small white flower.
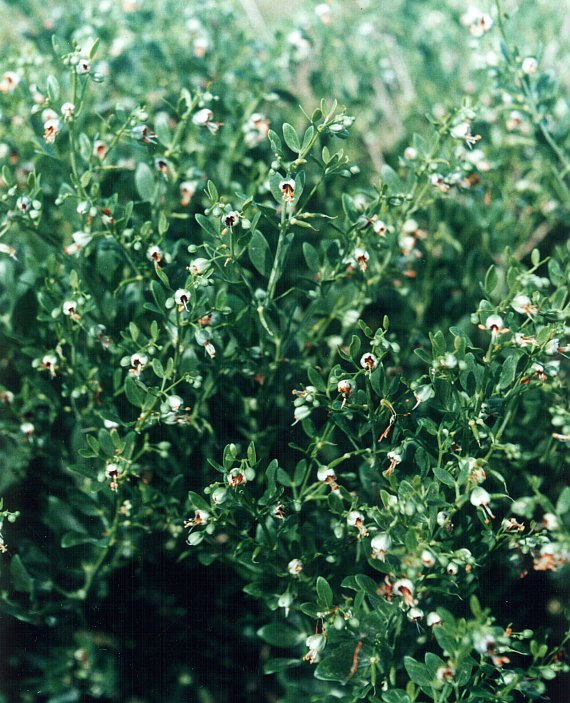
[279,178,295,203]
[470,486,490,506]
[20,421,35,435]
[354,247,369,271]
[105,462,120,478]
[212,487,227,504]
[421,549,436,568]
[243,113,270,148]
[62,300,79,317]
[0,71,21,93]
[278,592,293,613]
[166,395,184,412]
[221,210,240,228]
[360,352,378,371]
[502,516,525,532]
[227,467,247,488]
[43,118,61,144]
[470,486,495,522]
[193,36,209,58]
[16,196,31,213]
[430,173,450,192]
[521,57,538,75]
[60,102,75,120]
[174,288,191,312]
[446,561,459,576]
[1,390,15,404]
[337,379,353,399]
[474,633,497,655]
[41,354,58,377]
[76,58,91,75]
[373,220,387,236]
[304,633,326,664]
[315,3,331,23]
[130,352,148,376]
[132,124,157,144]
[514,333,536,348]
[506,110,524,132]
[155,157,171,177]
[412,384,435,409]
[0,243,17,260]
[287,558,303,576]
[147,245,162,264]
[450,121,481,148]
[189,257,210,275]
[404,146,417,160]
[347,510,368,536]
[437,510,451,527]
[180,180,197,206]
[545,338,560,355]
[510,294,537,316]
[105,462,121,491]
[371,532,392,561]
[482,314,508,336]
[436,664,455,682]
[93,140,108,159]
[407,607,424,622]
[393,578,415,606]
[194,509,210,525]
[103,419,119,429]
[317,465,337,487]
[427,611,442,627]
[468,13,493,38]
[293,405,311,423]
[542,513,559,531]
[192,108,219,134]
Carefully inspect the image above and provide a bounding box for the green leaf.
[154,114,172,147]
[10,555,34,593]
[380,164,402,192]
[124,375,146,408]
[301,125,315,153]
[433,467,455,487]
[302,242,320,272]
[469,594,482,617]
[46,75,60,102]
[135,162,155,202]
[263,658,302,675]
[89,37,100,59]
[556,486,570,515]
[314,642,364,682]
[61,532,100,548]
[257,622,304,648]
[248,230,271,276]
[382,690,411,703]
[498,353,519,390]
[430,330,446,356]
[316,576,333,609]
[195,213,218,238]
[404,656,431,687]
[206,180,218,203]
[307,367,326,392]
[483,265,498,295]
[187,491,211,513]
[283,123,301,153]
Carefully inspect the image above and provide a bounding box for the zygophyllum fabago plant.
[0,1,568,701]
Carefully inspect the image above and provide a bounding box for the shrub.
[0,1,568,701]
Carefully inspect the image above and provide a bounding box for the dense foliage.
[0,1,569,701]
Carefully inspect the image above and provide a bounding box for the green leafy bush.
[0,1,568,701]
